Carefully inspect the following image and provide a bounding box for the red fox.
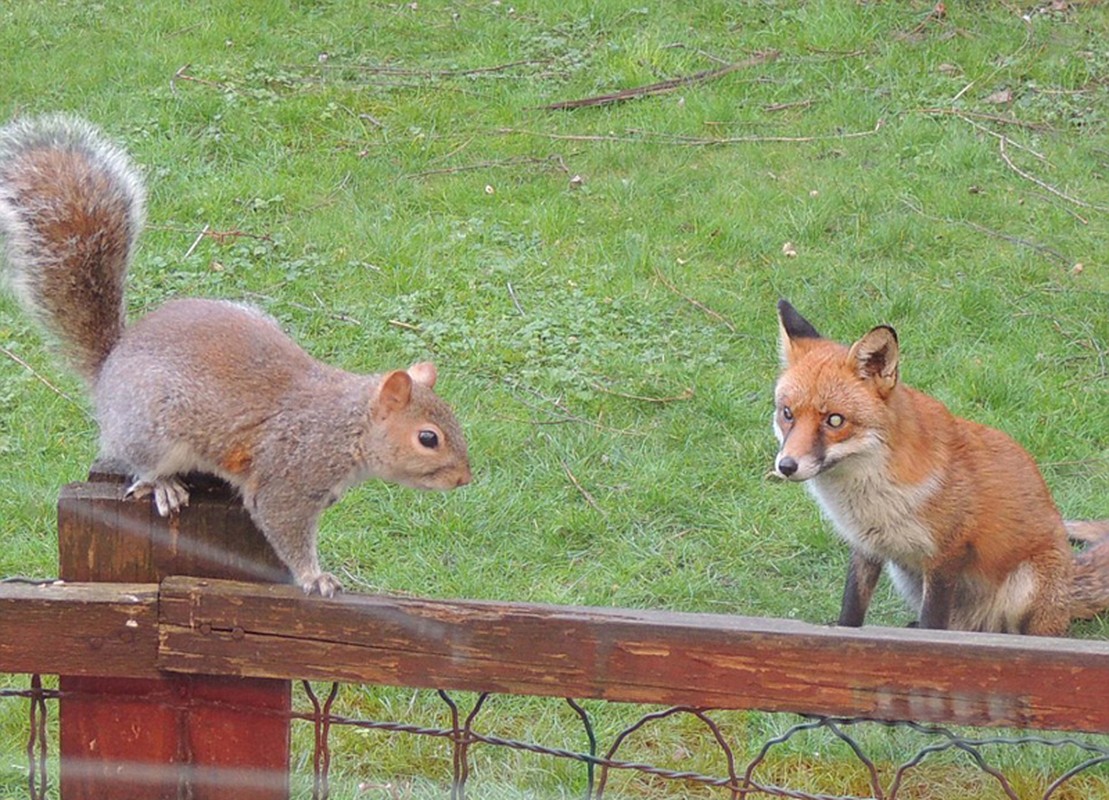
[773,300,1109,636]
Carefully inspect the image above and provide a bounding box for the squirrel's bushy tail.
[1070,520,1109,620]
[0,115,144,384]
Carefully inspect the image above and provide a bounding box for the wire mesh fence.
[6,676,1109,799]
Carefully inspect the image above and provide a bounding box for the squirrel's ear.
[848,325,899,396]
[777,299,822,367]
[407,362,438,388]
[377,370,413,415]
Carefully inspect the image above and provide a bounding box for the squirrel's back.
[0,115,144,383]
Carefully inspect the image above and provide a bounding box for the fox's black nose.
[777,456,799,477]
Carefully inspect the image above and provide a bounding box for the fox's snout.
[773,449,819,482]
[776,455,800,479]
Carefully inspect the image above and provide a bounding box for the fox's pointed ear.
[848,325,899,396]
[376,370,414,417]
[777,299,822,366]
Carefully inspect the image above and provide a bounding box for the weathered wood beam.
[158,576,1109,734]
[0,581,159,678]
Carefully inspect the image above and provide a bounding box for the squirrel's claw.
[126,476,190,516]
[301,572,342,598]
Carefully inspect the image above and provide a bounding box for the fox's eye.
[826,413,845,429]
[781,406,794,422]
[417,430,440,449]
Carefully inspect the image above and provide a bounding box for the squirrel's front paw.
[301,572,342,598]
[126,477,190,516]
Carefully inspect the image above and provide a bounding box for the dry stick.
[0,346,86,414]
[327,58,553,79]
[901,199,1068,265]
[506,282,525,316]
[1026,190,1090,225]
[408,154,567,179]
[147,224,273,245]
[651,265,736,332]
[537,51,779,111]
[182,224,210,260]
[919,107,1051,132]
[951,19,1036,103]
[170,63,227,95]
[560,459,606,516]
[508,383,648,437]
[944,114,1048,161]
[998,138,1109,212]
[763,99,814,113]
[631,119,885,145]
[241,291,363,326]
[497,119,883,146]
[591,383,694,404]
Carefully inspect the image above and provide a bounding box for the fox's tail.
[1068,520,1109,620]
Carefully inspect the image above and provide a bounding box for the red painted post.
[57,469,293,799]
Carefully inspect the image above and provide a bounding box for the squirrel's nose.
[777,456,799,478]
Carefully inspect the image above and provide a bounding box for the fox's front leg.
[838,550,883,627]
[917,570,956,630]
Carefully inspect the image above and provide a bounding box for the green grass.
[1,0,1107,797]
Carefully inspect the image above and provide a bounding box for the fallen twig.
[407,154,569,179]
[919,107,1051,132]
[506,382,648,437]
[560,459,606,516]
[0,346,87,414]
[652,265,736,332]
[170,64,228,95]
[498,119,883,146]
[763,99,814,113]
[901,198,1068,265]
[182,224,210,260]
[591,383,694,404]
[998,138,1109,212]
[537,51,779,111]
[328,58,554,79]
[506,282,525,316]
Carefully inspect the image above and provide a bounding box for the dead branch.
[652,265,736,332]
[497,118,883,146]
[998,138,1109,212]
[0,346,87,414]
[919,107,1052,132]
[537,51,779,111]
[901,198,1068,265]
[560,459,606,515]
[407,154,569,179]
[591,383,694,404]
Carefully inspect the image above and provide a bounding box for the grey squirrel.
[0,114,472,596]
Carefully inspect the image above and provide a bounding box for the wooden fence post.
[57,468,294,800]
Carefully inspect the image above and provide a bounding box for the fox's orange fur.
[772,300,1109,636]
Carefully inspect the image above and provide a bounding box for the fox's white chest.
[808,456,939,567]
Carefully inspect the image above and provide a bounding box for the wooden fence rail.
[5,576,1109,734]
[4,576,1109,734]
[3,471,1109,798]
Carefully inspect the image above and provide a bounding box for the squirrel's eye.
[417,430,440,449]
[827,413,845,429]
[781,406,794,422]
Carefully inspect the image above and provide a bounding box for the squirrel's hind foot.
[301,571,342,598]
[126,476,190,516]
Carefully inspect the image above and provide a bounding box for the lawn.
[0,0,1106,796]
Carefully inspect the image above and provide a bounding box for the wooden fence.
[3,471,1109,798]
